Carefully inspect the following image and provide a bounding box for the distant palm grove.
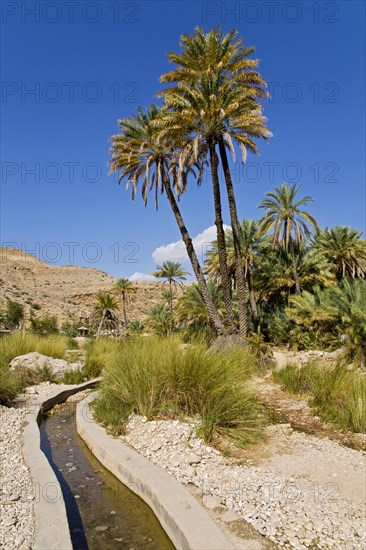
[108,26,366,367]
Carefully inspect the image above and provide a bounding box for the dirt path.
[253,372,366,451]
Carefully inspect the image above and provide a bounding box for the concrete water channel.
[40,396,174,550]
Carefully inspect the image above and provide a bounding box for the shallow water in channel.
[40,399,175,550]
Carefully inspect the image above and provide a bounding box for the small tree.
[4,301,24,329]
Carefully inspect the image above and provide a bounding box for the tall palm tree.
[93,292,120,340]
[258,183,318,295]
[159,26,271,337]
[313,226,366,280]
[205,219,261,327]
[113,278,136,326]
[109,104,226,336]
[152,260,189,311]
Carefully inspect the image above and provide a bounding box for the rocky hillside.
[0,248,170,327]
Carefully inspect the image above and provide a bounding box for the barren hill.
[0,248,169,327]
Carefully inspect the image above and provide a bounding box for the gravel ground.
[1,382,365,550]
[122,416,366,549]
[0,382,73,550]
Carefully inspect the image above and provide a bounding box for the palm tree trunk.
[208,143,236,334]
[169,280,173,312]
[161,169,227,336]
[122,294,128,325]
[290,240,301,295]
[218,137,248,338]
[96,310,106,340]
[247,269,259,328]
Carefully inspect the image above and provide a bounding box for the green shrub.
[61,321,79,338]
[30,315,58,335]
[5,301,24,329]
[273,362,366,433]
[94,337,266,448]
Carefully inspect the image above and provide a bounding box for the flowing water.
[40,398,175,550]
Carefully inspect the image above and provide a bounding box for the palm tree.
[93,292,120,340]
[177,280,225,340]
[177,280,225,326]
[152,260,189,312]
[255,239,334,311]
[258,183,318,295]
[109,104,226,336]
[147,303,174,337]
[205,219,261,327]
[159,26,271,337]
[313,226,366,280]
[113,278,136,326]
[287,280,366,367]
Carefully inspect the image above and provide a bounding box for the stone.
[150,440,163,452]
[187,453,202,464]
[94,525,109,532]
[9,352,80,378]
[181,466,195,478]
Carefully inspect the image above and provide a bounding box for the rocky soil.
[0,247,176,326]
[0,382,76,550]
[121,416,366,549]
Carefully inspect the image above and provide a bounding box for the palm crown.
[314,226,366,280]
[159,26,271,181]
[259,183,318,249]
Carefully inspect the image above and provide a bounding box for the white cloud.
[152,224,230,264]
[129,272,156,282]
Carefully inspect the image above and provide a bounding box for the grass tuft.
[93,336,266,448]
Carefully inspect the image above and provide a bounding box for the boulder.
[9,352,81,378]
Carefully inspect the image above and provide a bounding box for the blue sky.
[1,0,365,279]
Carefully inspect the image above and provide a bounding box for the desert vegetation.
[93,337,266,448]
[1,27,365,443]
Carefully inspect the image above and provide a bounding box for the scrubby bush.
[61,321,79,338]
[0,301,24,330]
[93,337,266,448]
[30,315,58,335]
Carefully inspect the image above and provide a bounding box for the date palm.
[147,303,174,337]
[159,26,271,337]
[313,226,366,280]
[255,240,334,311]
[177,280,225,339]
[93,292,120,340]
[205,219,261,326]
[259,183,318,295]
[113,278,136,326]
[109,104,226,336]
[152,260,189,311]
